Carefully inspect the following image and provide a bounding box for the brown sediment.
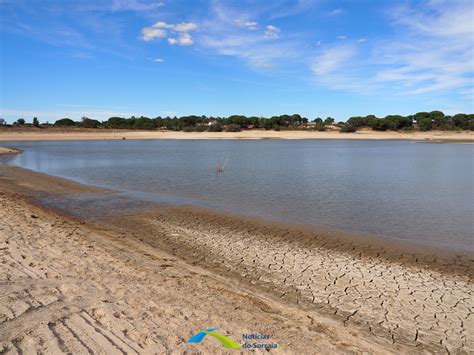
[0,166,473,353]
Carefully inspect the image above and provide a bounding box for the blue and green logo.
[187,328,241,349]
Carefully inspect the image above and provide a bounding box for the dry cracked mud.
[106,206,474,354]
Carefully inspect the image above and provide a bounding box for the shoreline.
[0,146,22,155]
[0,165,472,353]
[1,166,470,266]
[0,169,396,354]
[0,129,473,142]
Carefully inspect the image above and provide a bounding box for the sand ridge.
[0,129,473,142]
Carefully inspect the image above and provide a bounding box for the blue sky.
[1,0,473,123]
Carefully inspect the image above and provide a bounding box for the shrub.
[313,123,326,131]
[182,126,196,132]
[207,123,223,132]
[226,124,241,132]
[340,124,357,133]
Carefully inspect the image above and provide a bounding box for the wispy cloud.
[328,8,344,16]
[149,57,164,63]
[373,0,474,94]
[308,0,473,96]
[110,0,164,12]
[264,25,280,39]
[236,20,258,30]
[311,45,356,76]
[196,2,299,69]
[269,0,317,20]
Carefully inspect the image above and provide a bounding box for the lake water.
[2,140,473,252]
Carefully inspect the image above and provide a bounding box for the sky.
[0,0,473,123]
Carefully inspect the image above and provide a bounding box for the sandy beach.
[0,166,472,353]
[0,147,22,155]
[0,128,473,142]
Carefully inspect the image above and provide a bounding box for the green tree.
[347,116,367,127]
[33,117,40,127]
[417,117,432,131]
[81,117,101,128]
[54,118,76,126]
[324,117,335,125]
[452,114,468,129]
[106,116,129,128]
[16,118,25,125]
[429,111,447,128]
[133,116,156,129]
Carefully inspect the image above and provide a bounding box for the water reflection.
[3,139,473,251]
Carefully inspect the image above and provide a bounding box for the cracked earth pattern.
[120,207,474,354]
[1,191,394,354]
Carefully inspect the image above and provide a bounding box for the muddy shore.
[0,166,472,353]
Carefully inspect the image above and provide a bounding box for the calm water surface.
[2,140,473,251]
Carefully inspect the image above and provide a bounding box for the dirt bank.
[0,129,473,142]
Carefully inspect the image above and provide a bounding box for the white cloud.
[172,22,199,33]
[141,21,199,45]
[168,33,193,46]
[357,38,367,43]
[142,27,167,41]
[236,20,258,30]
[336,35,347,40]
[264,25,280,39]
[150,57,164,62]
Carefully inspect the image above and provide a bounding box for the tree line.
[3,111,473,131]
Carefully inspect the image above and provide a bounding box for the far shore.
[0,128,473,142]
